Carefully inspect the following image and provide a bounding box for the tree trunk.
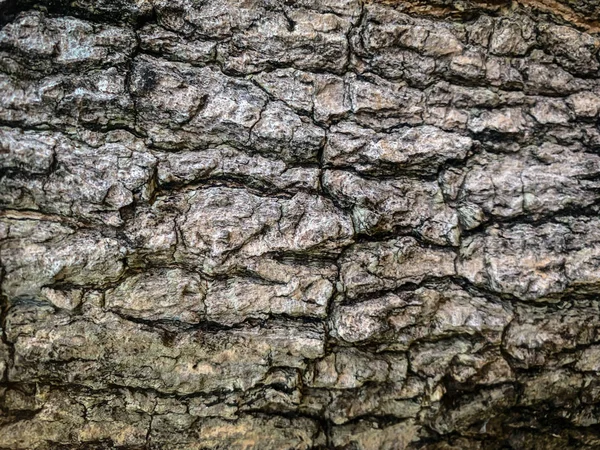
[2,1,600,448]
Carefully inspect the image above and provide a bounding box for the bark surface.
[2,0,600,448]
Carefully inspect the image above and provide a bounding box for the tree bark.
[2,0,600,448]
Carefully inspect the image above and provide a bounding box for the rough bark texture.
[2,0,600,448]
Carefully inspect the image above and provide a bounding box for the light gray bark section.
[2,1,600,448]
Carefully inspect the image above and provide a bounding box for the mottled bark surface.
[2,0,600,448]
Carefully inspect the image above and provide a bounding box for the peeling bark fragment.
[205,259,336,325]
[105,268,207,323]
[1,219,127,298]
[0,68,135,128]
[6,303,325,395]
[171,187,353,273]
[458,218,600,301]
[0,11,136,75]
[447,143,600,228]
[339,237,457,299]
[156,146,321,192]
[0,129,156,226]
[324,122,472,175]
[323,169,460,245]
[332,282,513,350]
[504,300,600,368]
